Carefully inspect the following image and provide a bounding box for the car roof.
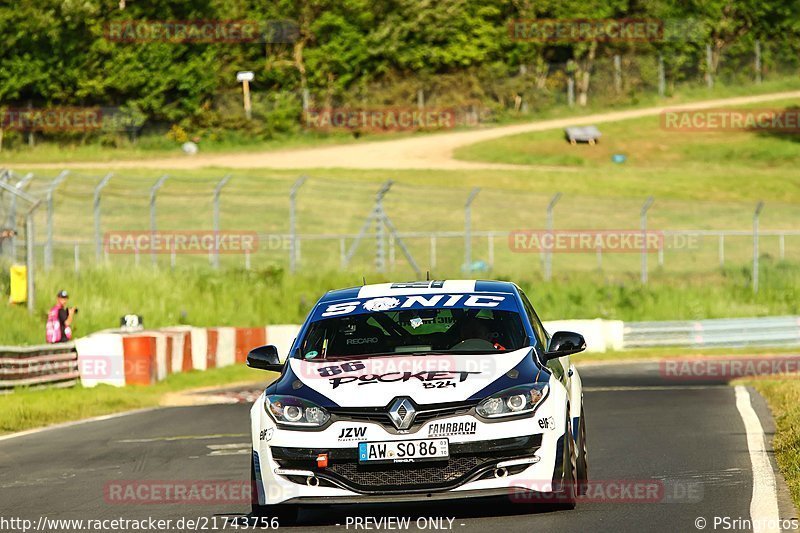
[318,280,519,303]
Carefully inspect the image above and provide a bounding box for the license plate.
[358,438,449,463]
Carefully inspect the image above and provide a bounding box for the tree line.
[0,0,797,145]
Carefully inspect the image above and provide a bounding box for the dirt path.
[22,90,800,170]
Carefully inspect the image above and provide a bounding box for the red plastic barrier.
[236,328,265,364]
[122,335,156,385]
[206,328,218,369]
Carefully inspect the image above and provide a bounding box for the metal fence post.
[754,40,762,84]
[641,196,654,284]
[45,170,69,271]
[658,54,665,97]
[26,212,37,312]
[376,203,386,273]
[544,192,561,281]
[93,173,113,264]
[149,175,169,267]
[567,77,575,107]
[719,234,725,267]
[753,201,764,293]
[464,188,480,272]
[388,234,396,270]
[289,176,307,273]
[9,173,34,263]
[212,174,232,269]
[343,180,392,269]
[374,181,393,273]
[705,44,714,89]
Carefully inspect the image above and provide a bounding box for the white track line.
[734,385,780,533]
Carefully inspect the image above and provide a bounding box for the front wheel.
[557,416,577,509]
[576,406,589,496]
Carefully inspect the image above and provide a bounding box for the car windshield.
[298,306,528,359]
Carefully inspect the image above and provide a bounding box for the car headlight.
[265,395,330,427]
[476,383,549,419]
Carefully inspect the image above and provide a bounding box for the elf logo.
[338,427,368,441]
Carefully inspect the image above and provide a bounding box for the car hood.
[284,348,535,408]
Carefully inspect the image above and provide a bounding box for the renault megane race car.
[247,280,588,522]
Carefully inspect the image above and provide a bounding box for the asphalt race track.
[0,361,795,532]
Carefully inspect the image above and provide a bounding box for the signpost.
[236,71,254,120]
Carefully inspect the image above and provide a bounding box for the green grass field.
[1,76,797,164]
[0,94,797,345]
[10,99,799,279]
[2,260,798,346]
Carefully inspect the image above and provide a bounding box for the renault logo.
[388,397,416,430]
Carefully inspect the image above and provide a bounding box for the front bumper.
[270,434,542,494]
[252,396,569,506]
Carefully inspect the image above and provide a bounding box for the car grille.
[327,456,482,490]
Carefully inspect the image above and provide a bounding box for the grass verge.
[0,364,276,435]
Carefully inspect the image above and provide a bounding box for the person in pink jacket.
[46,290,77,343]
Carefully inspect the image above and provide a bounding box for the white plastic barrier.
[190,327,208,371]
[266,325,301,362]
[74,333,125,388]
[215,327,237,368]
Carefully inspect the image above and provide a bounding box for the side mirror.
[246,345,284,372]
[544,331,586,360]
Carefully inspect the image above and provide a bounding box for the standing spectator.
[46,290,76,343]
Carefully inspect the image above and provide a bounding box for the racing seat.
[327,322,388,356]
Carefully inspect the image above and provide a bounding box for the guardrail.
[622,316,800,349]
[0,342,79,391]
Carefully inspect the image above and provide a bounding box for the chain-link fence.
[0,169,41,310]
[2,170,797,295]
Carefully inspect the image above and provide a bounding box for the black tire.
[576,406,589,496]
[552,415,577,510]
[250,451,299,525]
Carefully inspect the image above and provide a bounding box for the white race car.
[248,280,588,523]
